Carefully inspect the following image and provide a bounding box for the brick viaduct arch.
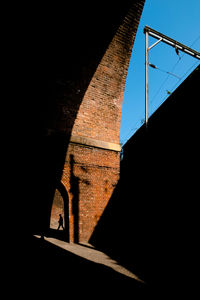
[29,1,145,242]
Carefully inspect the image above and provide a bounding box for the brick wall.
[61,144,120,242]
[45,1,145,242]
[64,1,145,144]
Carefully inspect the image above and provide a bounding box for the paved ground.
[6,232,198,299]
[34,235,144,283]
[7,234,152,298]
[6,232,199,298]
[28,234,149,298]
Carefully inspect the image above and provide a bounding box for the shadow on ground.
[9,235,149,298]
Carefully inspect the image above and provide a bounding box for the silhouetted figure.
[57,214,64,230]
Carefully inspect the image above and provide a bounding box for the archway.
[49,181,69,241]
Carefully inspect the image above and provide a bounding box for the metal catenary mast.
[144,26,200,126]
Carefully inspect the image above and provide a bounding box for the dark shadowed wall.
[90,66,200,289]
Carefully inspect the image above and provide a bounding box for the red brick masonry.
[50,1,145,242]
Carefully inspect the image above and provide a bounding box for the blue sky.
[120,0,200,145]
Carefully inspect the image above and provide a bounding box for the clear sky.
[120,0,200,145]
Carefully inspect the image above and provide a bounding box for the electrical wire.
[121,112,145,144]
[164,61,199,99]
[151,60,199,114]
[122,59,198,143]
[149,57,182,105]
[149,35,200,106]
[149,63,181,79]
[121,35,200,145]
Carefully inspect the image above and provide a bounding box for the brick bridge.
[28,1,145,242]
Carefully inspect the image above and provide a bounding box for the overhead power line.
[149,34,200,107]
[151,61,199,114]
[149,63,181,79]
[144,26,200,126]
[121,35,200,145]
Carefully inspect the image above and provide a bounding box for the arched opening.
[49,181,69,241]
